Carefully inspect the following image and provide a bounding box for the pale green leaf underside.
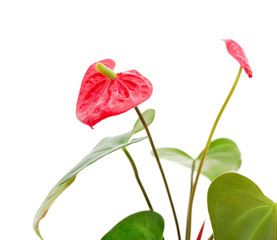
[154,147,193,167]
[33,109,155,239]
[101,211,164,240]
[132,109,155,135]
[155,138,241,181]
[208,172,277,240]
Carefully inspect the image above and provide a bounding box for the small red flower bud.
[196,221,205,240]
[223,39,252,78]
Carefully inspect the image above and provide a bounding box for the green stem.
[185,66,243,240]
[190,161,196,195]
[185,160,196,235]
[208,233,214,240]
[122,147,153,211]
[134,106,181,240]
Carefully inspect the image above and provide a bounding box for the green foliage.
[33,109,155,240]
[101,211,164,240]
[208,172,277,240]
[132,109,155,135]
[155,138,241,181]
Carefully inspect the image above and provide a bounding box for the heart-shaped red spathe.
[223,39,252,78]
[76,59,153,128]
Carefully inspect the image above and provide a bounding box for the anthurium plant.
[33,39,275,240]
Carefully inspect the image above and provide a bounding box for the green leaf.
[101,211,164,240]
[33,176,76,240]
[132,109,155,135]
[33,109,155,239]
[208,172,277,240]
[196,138,241,180]
[155,138,241,181]
[154,148,194,168]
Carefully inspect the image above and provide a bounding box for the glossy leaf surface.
[208,172,277,240]
[101,211,164,240]
[33,109,155,239]
[155,138,241,181]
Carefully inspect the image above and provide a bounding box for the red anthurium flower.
[196,221,205,240]
[76,59,153,128]
[223,39,252,78]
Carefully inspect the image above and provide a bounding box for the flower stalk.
[208,234,214,240]
[185,66,243,240]
[134,106,181,240]
[122,147,153,211]
[185,160,196,235]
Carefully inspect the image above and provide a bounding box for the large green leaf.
[33,109,155,239]
[155,138,241,181]
[101,211,164,240]
[208,172,277,240]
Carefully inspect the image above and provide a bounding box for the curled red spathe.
[223,39,253,78]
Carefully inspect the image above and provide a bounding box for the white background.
[1,0,277,239]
